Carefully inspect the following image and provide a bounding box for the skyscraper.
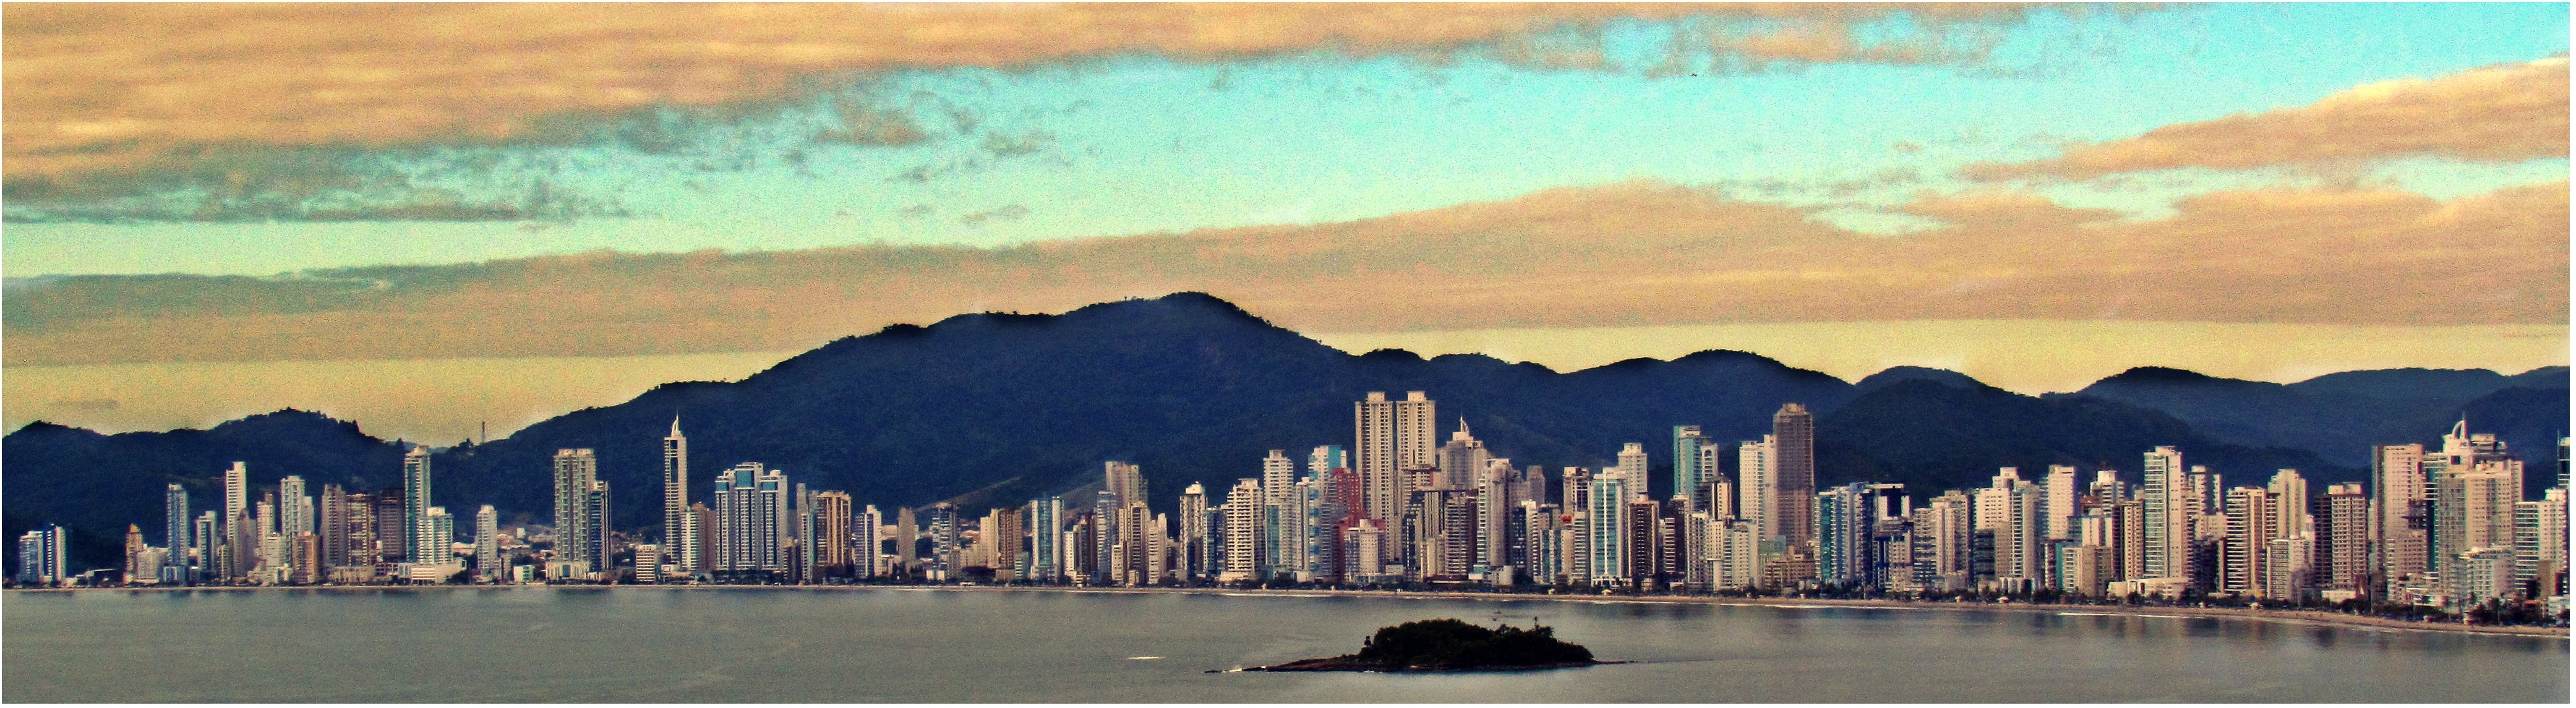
[1739,438,1775,541]
[2513,490,2568,600]
[2320,483,2372,592]
[1772,404,1816,547]
[373,487,408,564]
[223,461,249,581]
[2374,443,2429,595]
[1436,422,1489,492]
[1586,469,1631,588]
[712,463,790,576]
[1674,425,1709,506]
[422,506,455,571]
[664,417,699,573]
[813,491,854,578]
[318,484,350,571]
[1105,461,1147,510]
[1222,478,1264,582]
[1354,391,1436,529]
[857,505,884,579]
[2042,466,2077,542]
[402,447,433,563]
[1030,497,1064,583]
[16,526,66,586]
[278,476,314,539]
[1176,485,1209,581]
[554,448,602,566]
[163,484,190,584]
[474,505,500,581]
[2141,446,2189,581]
[1262,450,1296,503]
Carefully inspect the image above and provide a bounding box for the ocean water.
[4,588,2565,702]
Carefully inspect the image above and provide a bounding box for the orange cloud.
[1964,57,2571,181]
[6,177,2562,366]
[4,3,2035,189]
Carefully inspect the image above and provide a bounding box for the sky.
[2,3,2567,441]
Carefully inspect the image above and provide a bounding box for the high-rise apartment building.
[1030,497,1064,582]
[16,526,66,586]
[2043,466,2077,542]
[2141,446,2190,582]
[1739,438,1774,541]
[1222,478,1264,582]
[1586,469,1632,588]
[2319,483,2371,592]
[278,476,313,539]
[163,484,191,584]
[2374,443,2429,595]
[373,488,408,564]
[421,506,455,569]
[402,448,434,564]
[223,461,249,581]
[664,417,699,573]
[553,448,603,566]
[1673,425,1709,506]
[1436,423,1489,492]
[2512,489,2567,600]
[812,491,854,577]
[1772,404,1816,547]
[473,505,500,581]
[1176,485,1208,581]
[1354,391,1436,530]
[1106,461,1147,511]
[712,463,789,575]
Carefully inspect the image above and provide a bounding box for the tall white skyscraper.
[1355,391,1436,527]
[1739,438,1776,541]
[1222,478,1264,582]
[2042,466,2077,542]
[402,448,433,563]
[1617,443,1648,497]
[664,417,698,573]
[277,475,314,539]
[223,461,249,579]
[2141,446,2189,581]
[422,506,455,569]
[1262,450,1296,505]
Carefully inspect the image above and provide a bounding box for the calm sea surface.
[4,588,2565,702]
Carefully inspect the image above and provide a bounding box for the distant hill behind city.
[5,292,2565,571]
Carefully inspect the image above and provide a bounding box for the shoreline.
[13,584,2565,638]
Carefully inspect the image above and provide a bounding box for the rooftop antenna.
[479,420,488,445]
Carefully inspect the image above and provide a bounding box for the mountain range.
[6,292,2565,571]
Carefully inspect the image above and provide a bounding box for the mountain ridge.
[6,292,2563,573]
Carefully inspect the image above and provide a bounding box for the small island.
[1244,618,1617,672]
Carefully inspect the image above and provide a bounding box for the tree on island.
[1318,618,1598,671]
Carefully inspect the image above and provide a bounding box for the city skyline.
[24,385,2567,626]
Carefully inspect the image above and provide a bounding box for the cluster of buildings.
[17,392,2570,616]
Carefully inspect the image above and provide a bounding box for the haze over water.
[5,589,2563,702]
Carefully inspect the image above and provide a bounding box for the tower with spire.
[663,416,698,576]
